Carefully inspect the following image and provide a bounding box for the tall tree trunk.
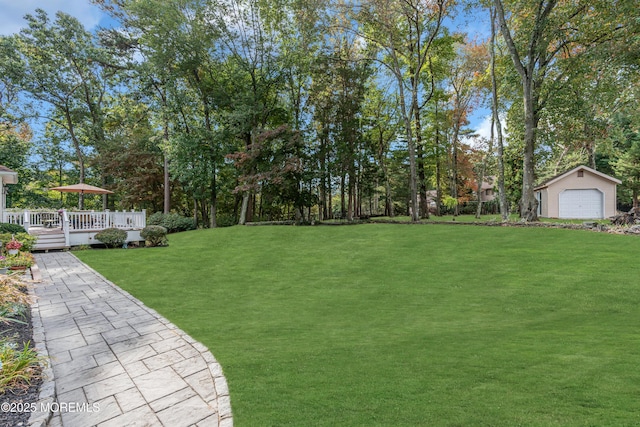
[102,178,108,211]
[475,164,485,219]
[348,166,354,221]
[377,131,393,217]
[239,193,250,225]
[248,193,255,222]
[435,98,442,216]
[494,0,551,221]
[163,121,171,214]
[383,163,393,217]
[521,79,539,221]
[327,168,333,219]
[210,169,217,228]
[585,121,597,169]
[319,136,327,221]
[415,108,429,219]
[193,198,199,228]
[450,105,462,217]
[319,182,326,221]
[239,129,253,224]
[389,45,419,221]
[200,201,209,226]
[491,6,509,221]
[340,174,346,219]
[397,83,419,222]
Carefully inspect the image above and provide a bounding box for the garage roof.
[534,165,621,190]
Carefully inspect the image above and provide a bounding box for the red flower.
[5,239,22,250]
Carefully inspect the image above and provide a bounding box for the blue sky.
[0,0,106,36]
[0,0,494,139]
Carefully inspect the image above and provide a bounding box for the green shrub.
[0,233,36,253]
[15,233,36,252]
[71,244,92,251]
[0,223,26,234]
[95,228,128,248]
[216,213,237,227]
[140,225,168,247]
[147,212,196,233]
[5,253,34,268]
[0,233,13,249]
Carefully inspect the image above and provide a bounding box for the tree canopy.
[0,0,637,223]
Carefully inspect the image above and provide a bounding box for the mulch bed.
[0,282,43,427]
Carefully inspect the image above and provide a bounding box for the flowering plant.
[5,239,22,250]
[0,256,6,268]
[4,253,34,268]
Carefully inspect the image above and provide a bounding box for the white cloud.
[475,115,494,140]
[463,114,509,149]
[0,0,103,36]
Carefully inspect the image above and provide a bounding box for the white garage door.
[559,189,603,219]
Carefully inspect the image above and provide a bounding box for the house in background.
[0,165,18,221]
[479,176,496,202]
[534,165,621,219]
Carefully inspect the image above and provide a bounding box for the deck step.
[33,233,69,251]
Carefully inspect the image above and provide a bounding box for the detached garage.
[534,165,621,219]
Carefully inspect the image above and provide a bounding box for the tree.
[357,0,453,221]
[494,0,638,220]
[99,96,166,211]
[610,81,640,208]
[0,123,31,207]
[102,0,227,226]
[612,116,640,208]
[446,40,487,215]
[493,0,559,221]
[490,5,509,220]
[1,9,118,209]
[362,86,401,217]
[215,0,288,224]
[228,125,311,221]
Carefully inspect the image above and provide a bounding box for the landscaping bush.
[0,224,25,234]
[0,234,13,250]
[216,213,237,227]
[0,233,36,253]
[140,225,168,247]
[14,233,36,253]
[147,212,196,233]
[94,228,128,248]
[4,253,35,269]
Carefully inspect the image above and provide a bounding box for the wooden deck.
[4,209,146,250]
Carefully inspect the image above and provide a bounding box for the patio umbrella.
[49,183,114,210]
[49,183,114,194]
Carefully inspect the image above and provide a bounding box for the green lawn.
[76,224,640,426]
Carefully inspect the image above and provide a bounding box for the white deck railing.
[2,211,26,226]
[66,210,146,231]
[3,209,146,232]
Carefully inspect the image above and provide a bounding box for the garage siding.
[535,166,620,219]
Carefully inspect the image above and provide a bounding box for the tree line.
[0,0,638,225]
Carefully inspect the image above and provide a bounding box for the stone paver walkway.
[32,252,232,427]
